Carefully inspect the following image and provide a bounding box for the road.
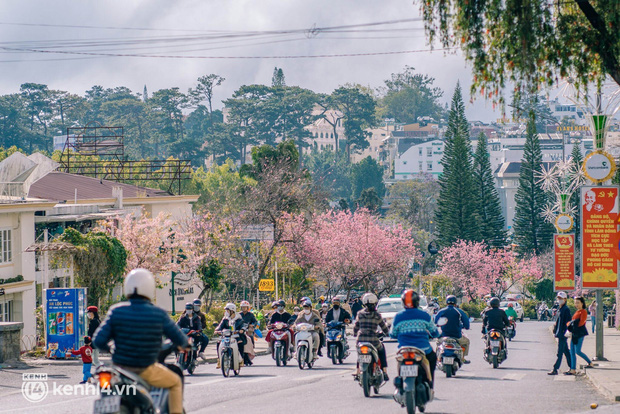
[0,321,615,414]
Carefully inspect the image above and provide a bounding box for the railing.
[0,182,26,203]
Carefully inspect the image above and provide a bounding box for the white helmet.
[224,303,237,312]
[361,292,378,305]
[240,300,251,309]
[124,268,156,301]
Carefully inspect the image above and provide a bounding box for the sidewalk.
[581,326,620,402]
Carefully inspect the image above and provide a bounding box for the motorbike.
[92,341,184,414]
[537,307,549,321]
[356,342,386,397]
[218,328,242,377]
[176,329,201,375]
[326,320,349,365]
[436,337,463,378]
[392,346,433,414]
[269,322,292,367]
[506,318,516,341]
[484,329,507,369]
[295,322,317,369]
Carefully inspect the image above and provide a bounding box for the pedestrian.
[566,296,592,375]
[548,291,572,375]
[86,306,101,366]
[70,336,93,384]
[588,300,597,334]
[351,297,363,320]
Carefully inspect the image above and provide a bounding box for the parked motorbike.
[436,337,463,378]
[506,318,516,341]
[392,346,433,414]
[92,341,184,414]
[177,329,201,375]
[218,328,242,377]
[295,322,317,369]
[483,329,507,369]
[326,320,349,365]
[356,342,386,397]
[269,322,292,367]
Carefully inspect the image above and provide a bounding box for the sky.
[0,0,505,122]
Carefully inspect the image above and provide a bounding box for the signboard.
[583,151,616,183]
[240,224,275,241]
[554,234,575,291]
[555,214,574,233]
[45,288,87,359]
[581,186,620,289]
[258,279,275,292]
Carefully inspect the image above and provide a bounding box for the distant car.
[377,296,431,333]
[500,301,524,322]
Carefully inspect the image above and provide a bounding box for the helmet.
[185,302,193,310]
[293,306,300,312]
[124,268,156,301]
[224,303,237,312]
[321,303,328,308]
[87,306,98,313]
[490,297,500,308]
[507,303,514,308]
[271,301,278,309]
[240,300,251,310]
[277,300,286,308]
[319,296,325,301]
[301,296,310,304]
[301,299,312,307]
[361,292,378,305]
[332,297,341,304]
[446,295,457,305]
[401,290,419,309]
[193,298,202,306]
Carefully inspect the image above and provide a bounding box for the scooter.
[92,341,184,414]
[326,320,349,365]
[484,329,507,369]
[537,307,549,321]
[269,322,292,367]
[506,318,516,341]
[356,342,386,397]
[393,346,433,414]
[177,329,201,375]
[436,337,463,378]
[218,328,242,377]
[295,322,317,369]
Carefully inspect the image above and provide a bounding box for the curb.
[583,368,620,402]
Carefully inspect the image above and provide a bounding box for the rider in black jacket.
[325,297,352,323]
[482,297,510,334]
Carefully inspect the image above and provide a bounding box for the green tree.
[357,187,381,212]
[271,67,286,87]
[189,74,225,123]
[473,133,507,247]
[304,148,351,200]
[419,0,620,98]
[386,175,439,232]
[149,87,189,158]
[350,156,385,201]
[513,117,554,255]
[435,83,480,246]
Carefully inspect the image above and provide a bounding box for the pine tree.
[143,85,148,102]
[473,132,507,247]
[435,83,480,246]
[513,116,554,255]
[271,67,286,87]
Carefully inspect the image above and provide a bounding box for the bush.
[460,302,486,319]
[523,300,538,319]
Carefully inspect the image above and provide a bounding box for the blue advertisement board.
[45,288,87,359]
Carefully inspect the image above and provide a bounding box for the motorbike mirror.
[436,317,448,327]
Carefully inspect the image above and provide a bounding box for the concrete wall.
[0,322,23,362]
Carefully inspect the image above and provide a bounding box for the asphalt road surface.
[0,321,614,414]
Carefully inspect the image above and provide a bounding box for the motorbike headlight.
[336,335,342,339]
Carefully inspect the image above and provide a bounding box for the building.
[393,139,444,180]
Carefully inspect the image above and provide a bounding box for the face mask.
[303,309,311,315]
[558,299,566,306]
[333,305,340,310]
[186,310,193,316]
[277,306,284,313]
[193,306,200,312]
[224,310,231,318]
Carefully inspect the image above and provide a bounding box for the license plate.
[359,354,372,363]
[443,357,454,365]
[93,396,121,414]
[490,340,500,347]
[400,365,419,377]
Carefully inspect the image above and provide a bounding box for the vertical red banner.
[554,234,575,291]
[581,186,620,289]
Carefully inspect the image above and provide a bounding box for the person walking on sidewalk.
[565,296,593,375]
[70,336,93,384]
[588,300,597,334]
[548,291,572,375]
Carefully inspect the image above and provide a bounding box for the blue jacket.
[389,308,439,353]
[554,304,572,338]
[435,305,470,339]
[93,298,188,368]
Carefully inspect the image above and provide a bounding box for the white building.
[394,139,444,180]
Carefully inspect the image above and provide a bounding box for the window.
[0,229,12,263]
[427,162,433,170]
[320,132,324,138]
[0,300,13,322]
[418,161,423,171]
[403,160,407,165]
[419,148,423,156]
[330,133,334,139]
[427,147,432,157]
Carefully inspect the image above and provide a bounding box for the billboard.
[554,234,575,291]
[45,288,87,359]
[581,186,620,289]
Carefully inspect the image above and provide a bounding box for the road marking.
[238,377,272,384]
[502,373,526,381]
[554,375,576,381]
[186,378,228,387]
[293,374,324,381]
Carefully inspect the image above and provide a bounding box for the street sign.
[240,224,274,241]
[555,214,574,232]
[581,186,620,289]
[258,279,275,292]
[554,234,575,291]
[428,242,439,255]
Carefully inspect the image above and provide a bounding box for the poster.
[45,288,87,359]
[554,234,575,291]
[581,186,620,289]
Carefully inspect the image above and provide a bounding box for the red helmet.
[401,290,419,309]
[87,306,98,313]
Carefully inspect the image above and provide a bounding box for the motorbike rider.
[300,296,325,356]
[239,300,258,365]
[191,298,209,360]
[505,303,518,331]
[320,302,329,321]
[214,303,247,369]
[177,302,202,331]
[294,299,322,358]
[354,292,390,381]
[390,290,439,388]
[325,297,352,324]
[482,297,510,347]
[434,295,471,364]
[267,300,294,355]
[93,268,188,414]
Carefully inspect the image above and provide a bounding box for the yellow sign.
[556,126,589,131]
[258,279,275,292]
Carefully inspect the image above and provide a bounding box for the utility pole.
[594,85,606,361]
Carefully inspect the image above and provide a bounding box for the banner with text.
[554,234,575,291]
[581,186,620,289]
